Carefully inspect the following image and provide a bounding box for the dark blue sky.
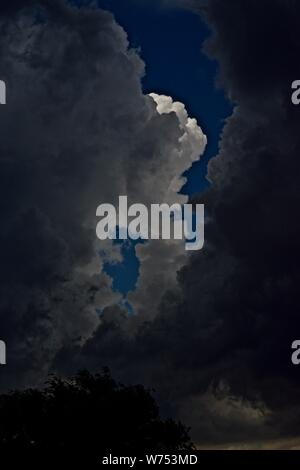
[99,0,231,195]
[96,0,232,296]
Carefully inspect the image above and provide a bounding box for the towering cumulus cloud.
[65,0,300,447]
[0,0,206,389]
[2,0,300,448]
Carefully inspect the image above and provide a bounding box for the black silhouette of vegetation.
[0,369,193,461]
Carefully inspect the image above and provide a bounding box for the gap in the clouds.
[103,235,145,302]
[97,0,233,197]
[91,0,233,297]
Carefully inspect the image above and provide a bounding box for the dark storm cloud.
[0,0,129,388]
[55,0,300,445]
[178,0,300,442]
[2,0,300,447]
[0,0,205,389]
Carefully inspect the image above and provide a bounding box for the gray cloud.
[56,0,300,446]
[0,0,206,389]
[2,0,300,448]
[162,0,300,444]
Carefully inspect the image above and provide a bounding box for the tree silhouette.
[0,369,193,462]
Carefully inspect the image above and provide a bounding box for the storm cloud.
[1,0,300,447]
[0,0,206,389]
[62,0,300,445]
[133,0,300,444]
